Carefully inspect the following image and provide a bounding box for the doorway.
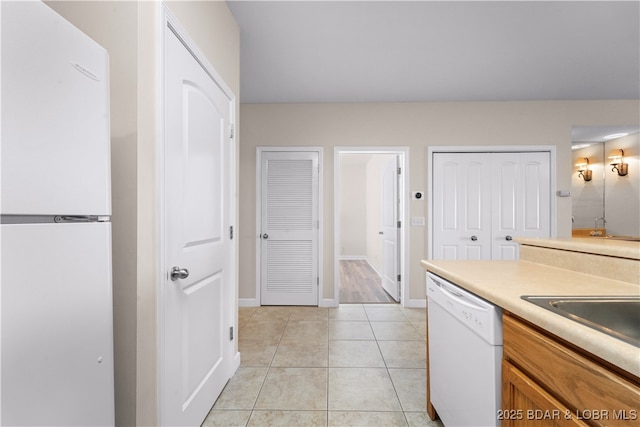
[335,148,408,305]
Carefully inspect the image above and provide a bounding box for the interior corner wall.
[238,100,640,304]
[604,133,640,237]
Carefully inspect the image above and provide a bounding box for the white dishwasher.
[427,272,503,427]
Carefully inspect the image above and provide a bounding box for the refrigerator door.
[1,223,115,426]
[0,1,110,215]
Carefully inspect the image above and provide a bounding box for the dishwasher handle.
[432,279,488,311]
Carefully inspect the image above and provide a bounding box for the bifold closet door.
[432,152,550,260]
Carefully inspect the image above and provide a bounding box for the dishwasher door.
[427,273,503,427]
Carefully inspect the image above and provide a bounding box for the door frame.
[157,6,238,425]
[255,147,324,306]
[427,145,557,259]
[334,147,410,307]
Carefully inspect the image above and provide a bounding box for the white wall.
[239,101,640,305]
[46,1,239,425]
[338,155,368,257]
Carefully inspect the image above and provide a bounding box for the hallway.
[339,260,396,304]
[202,304,442,426]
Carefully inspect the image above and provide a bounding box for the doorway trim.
[334,147,411,307]
[255,147,324,306]
[426,145,557,259]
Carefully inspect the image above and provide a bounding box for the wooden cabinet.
[502,314,640,427]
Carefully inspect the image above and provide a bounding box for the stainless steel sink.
[521,296,640,347]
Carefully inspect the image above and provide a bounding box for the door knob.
[170,267,189,281]
[262,233,269,239]
[471,235,478,241]
[505,235,513,241]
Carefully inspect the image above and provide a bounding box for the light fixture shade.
[575,158,591,181]
[608,149,628,176]
[608,149,624,159]
[575,158,589,168]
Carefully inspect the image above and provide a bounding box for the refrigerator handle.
[54,215,109,223]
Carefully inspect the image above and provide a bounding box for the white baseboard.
[239,298,259,307]
[319,298,338,307]
[232,351,241,373]
[404,298,427,308]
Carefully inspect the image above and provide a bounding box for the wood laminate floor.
[339,260,396,304]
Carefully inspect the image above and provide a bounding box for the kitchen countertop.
[421,259,640,378]
[517,237,640,259]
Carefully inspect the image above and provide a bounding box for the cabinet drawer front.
[503,315,639,426]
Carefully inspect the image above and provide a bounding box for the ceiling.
[571,125,640,149]
[227,1,640,104]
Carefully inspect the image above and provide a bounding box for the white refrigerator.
[1,2,115,425]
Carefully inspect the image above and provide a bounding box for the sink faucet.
[595,217,606,229]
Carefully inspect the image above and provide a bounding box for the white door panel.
[162,25,233,426]
[491,152,550,260]
[381,157,400,301]
[260,151,319,306]
[433,153,491,260]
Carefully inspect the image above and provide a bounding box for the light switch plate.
[411,217,425,227]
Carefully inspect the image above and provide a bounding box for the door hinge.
[397,274,401,282]
[229,124,235,139]
[317,277,319,286]
[229,326,234,340]
[397,221,401,228]
[397,167,401,175]
[230,225,234,240]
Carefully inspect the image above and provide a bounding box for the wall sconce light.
[608,149,628,176]
[575,158,592,182]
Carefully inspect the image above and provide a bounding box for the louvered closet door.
[260,151,319,305]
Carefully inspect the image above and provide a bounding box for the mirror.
[571,126,640,238]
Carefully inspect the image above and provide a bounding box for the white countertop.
[421,259,640,378]
[517,237,640,260]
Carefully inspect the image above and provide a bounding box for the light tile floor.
[202,304,444,427]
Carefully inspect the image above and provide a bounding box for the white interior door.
[381,156,400,301]
[491,152,551,260]
[260,151,319,306]
[432,153,492,260]
[162,24,234,426]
